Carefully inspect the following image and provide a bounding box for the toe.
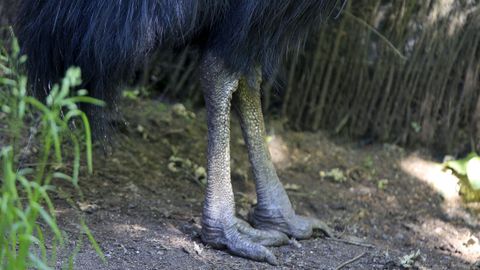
[235,218,289,246]
[226,231,278,265]
[287,215,313,239]
[249,207,333,240]
[309,217,334,237]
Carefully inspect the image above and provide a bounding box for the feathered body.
[16,0,344,133]
[17,0,343,92]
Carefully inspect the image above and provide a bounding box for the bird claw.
[202,218,285,265]
[250,206,334,239]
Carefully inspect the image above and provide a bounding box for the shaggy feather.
[16,0,345,135]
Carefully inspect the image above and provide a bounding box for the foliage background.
[2,0,479,154]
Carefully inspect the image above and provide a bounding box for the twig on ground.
[335,252,367,270]
[328,237,376,248]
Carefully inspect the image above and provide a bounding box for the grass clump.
[0,35,104,270]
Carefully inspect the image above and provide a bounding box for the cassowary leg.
[200,54,286,265]
[232,70,333,240]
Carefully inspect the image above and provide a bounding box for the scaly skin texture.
[200,54,332,265]
[233,70,333,241]
[200,54,283,265]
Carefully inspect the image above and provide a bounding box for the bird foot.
[250,206,334,239]
[201,217,289,265]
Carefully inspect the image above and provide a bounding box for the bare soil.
[52,100,480,270]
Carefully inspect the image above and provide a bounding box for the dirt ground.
[51,100,480,270]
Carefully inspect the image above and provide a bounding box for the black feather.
[15,0,345,136]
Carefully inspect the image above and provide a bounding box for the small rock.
[78,202,99,213]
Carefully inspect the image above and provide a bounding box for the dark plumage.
[17,0,344,100]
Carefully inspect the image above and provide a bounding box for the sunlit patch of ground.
[401,154,480,263]
[400,155,460,203]
[404,218,480,263]
[267,135,291,169]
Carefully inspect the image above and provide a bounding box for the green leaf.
[32,202,62,241]
[28,253,53,270]
[81,221,106,263]
[466,157,480,190]
[444,152,478,176]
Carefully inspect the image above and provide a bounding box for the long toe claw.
[235,218,289,246]
[309,217,334,237]
[226,231,278,265]
[203,223,279,265]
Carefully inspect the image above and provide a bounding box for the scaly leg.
[200,54,287,265]
[232,70,333,240]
